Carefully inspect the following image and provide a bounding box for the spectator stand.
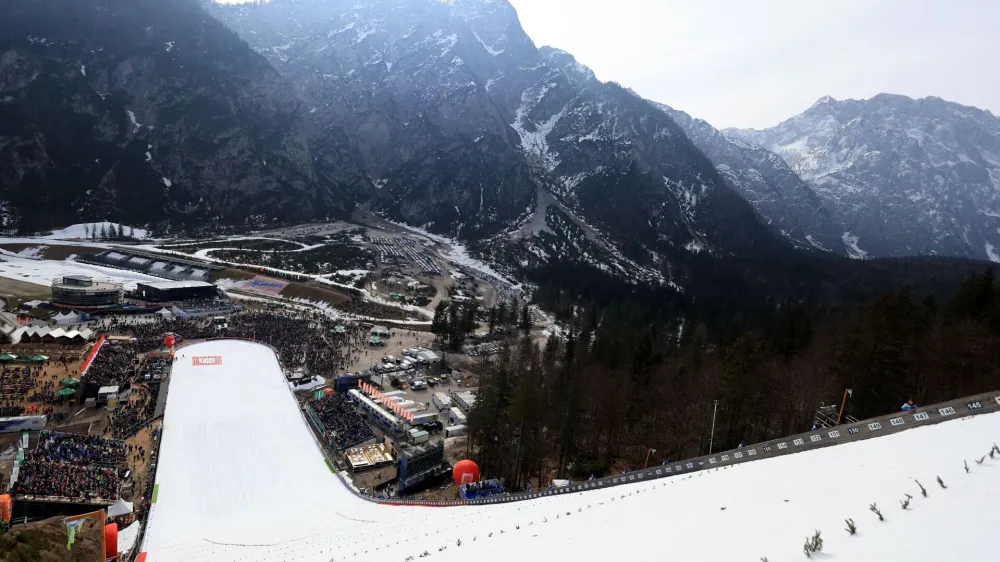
[306,393,379,453]
[11,431,127,517]
[458,478,505,500]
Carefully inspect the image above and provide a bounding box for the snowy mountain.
[728,94,1000,262]
[206,0,791,281]
[658,104,844,253]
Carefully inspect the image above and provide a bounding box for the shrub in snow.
[456,539,461,547]
[869,503,884,521]
[975,455,985,465]
[964,460,970,473]
[900,497,910,510]
[845,518,857,535]
[802,530,823,557]
[915,479,927,497]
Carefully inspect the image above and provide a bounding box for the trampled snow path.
[142,341,1000,562]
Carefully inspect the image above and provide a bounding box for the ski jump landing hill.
[140,339,1000,562]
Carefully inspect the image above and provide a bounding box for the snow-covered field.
[0,253,163,290]
[141,340,1000,562]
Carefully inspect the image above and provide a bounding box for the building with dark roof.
[135,280,218,302]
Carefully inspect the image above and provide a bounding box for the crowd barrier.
[79,336,107,376]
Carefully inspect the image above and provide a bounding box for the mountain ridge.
[727,93,1000,262]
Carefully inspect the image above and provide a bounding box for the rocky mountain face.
[658,104,844,254]
[207,0,792,281]
[0,0,350,233]
[728,94,1000,261]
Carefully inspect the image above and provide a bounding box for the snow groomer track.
[140,339,1000,562]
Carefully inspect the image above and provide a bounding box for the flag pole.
[708,400,719,454]
[836,389,853,425]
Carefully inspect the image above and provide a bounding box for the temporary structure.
[106,498,134,518]
[0,353,17,362]
[52,311,82,325]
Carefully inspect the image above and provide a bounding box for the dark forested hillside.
[0,0,350,232]
[468,268,1000,489]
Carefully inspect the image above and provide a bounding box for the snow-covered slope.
[141,339,1000,562]
[729,94,1000,261]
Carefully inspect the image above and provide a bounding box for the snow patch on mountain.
[842,231,869,260]
[986,242,1000,263]
[511,82,569,173]
[472,30,504,56]
[126,110,142,133]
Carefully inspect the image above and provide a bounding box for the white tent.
[117,520,141,557]
[156,308,174,319]
[107,497,134,517]
[53,311,81,325]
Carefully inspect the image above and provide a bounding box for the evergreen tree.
[488,306,499,334]
[463,301,479,334]
[432,301,448,340]
[84,223,91,238]
[108,223,118,239]
[519,303,532,333]
[99,223,107,239]
[126,225,133,238]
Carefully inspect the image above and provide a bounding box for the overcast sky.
[507,0,1000,129]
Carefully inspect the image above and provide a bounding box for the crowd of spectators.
[313,393,376,451]
[34,431,127,467]
[83,344,138,387]
[11,431,127,500]
[106,381,159,439]
[0,364,72,417]
[11,459,120,500]
[0,365,36,401]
